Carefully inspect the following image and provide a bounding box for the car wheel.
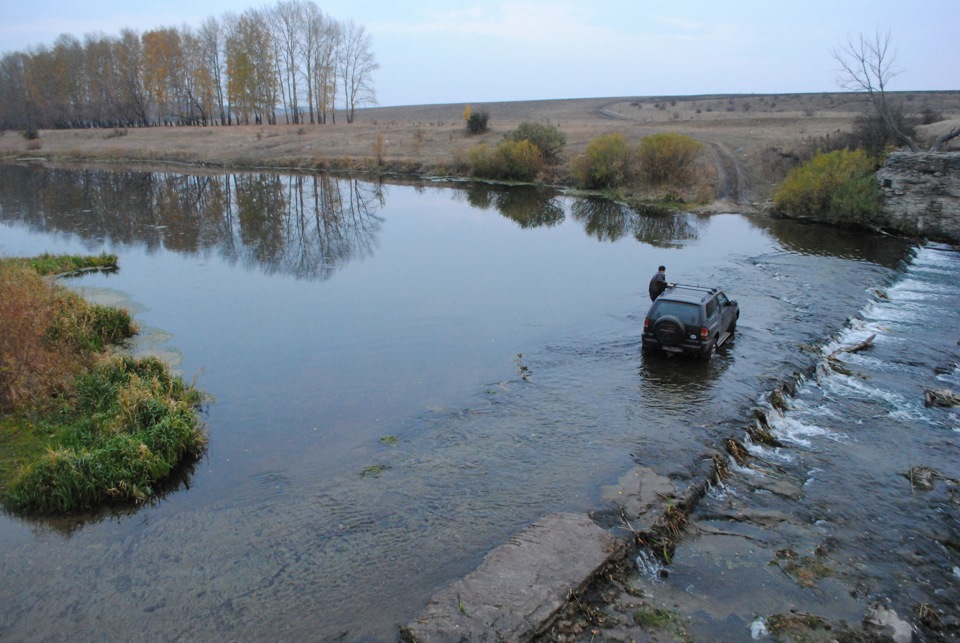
[653,315,685,346]
[701,340,716,361]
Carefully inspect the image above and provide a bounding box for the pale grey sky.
[1,0,956,106]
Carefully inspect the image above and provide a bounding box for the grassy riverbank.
[0,254,207,514]
[3,92,956,215]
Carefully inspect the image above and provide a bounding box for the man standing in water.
[649,265,674,302]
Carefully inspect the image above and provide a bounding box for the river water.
[632,242,960,641]
[0,163,954,640]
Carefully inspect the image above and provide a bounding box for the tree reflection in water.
[1,164,709,278]
[453,183,565,229]
[571,197,702,246]
[0,165,385,280]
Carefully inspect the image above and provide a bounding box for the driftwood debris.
[904,465,960,491]
[829,333,876,357]
[817,334,877,385]
[923,388,960,408]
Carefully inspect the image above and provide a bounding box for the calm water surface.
[0,164,942,640]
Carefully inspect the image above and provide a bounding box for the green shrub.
[467,144,497,177]
[772,149,883,224]
[572,133,637,190]
[504,122,566,163]
[466,110,489,134]
[636,133,702,185]
[467,140,544,181]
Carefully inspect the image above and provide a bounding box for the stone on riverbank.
[401,512,624,642]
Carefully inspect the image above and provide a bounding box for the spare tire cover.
[653,315,686,346]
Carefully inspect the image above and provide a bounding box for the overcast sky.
[1,0,957,107]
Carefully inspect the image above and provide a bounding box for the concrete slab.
[401,512,624,642]
[600,465,677,532]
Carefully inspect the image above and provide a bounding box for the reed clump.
[0,255,206,514]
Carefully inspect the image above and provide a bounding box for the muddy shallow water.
[2,164,951,641]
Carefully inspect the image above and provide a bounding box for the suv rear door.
[716,291,735,332]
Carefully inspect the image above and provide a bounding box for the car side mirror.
[726,300,737,306]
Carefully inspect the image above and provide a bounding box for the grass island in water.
[0,253,206,514]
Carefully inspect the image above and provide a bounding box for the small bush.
[413,127,425,153]
[20,128,39,140]
[572,133,637,190]
[466,110,489,134]
[373,132,386,166]
[772,148,883,225]
[919,106,943,125]
[850,107,917,155]
[636,133,702,186]
[503,122,566,163]
[467,140,544,181]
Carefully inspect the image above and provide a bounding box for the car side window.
[705,297,718,319]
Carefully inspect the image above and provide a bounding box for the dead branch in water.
[817,334,876,384]
[828,333,876,358]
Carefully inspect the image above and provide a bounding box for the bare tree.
[269,0,306,124]
[320,18,341,124]
[337,20,378,124]
[0,0,379,131]
[834,30,959,152]
[0,52,30,129]
[301,2,331,124]
[199,17,228,125]
[115,30,150,126]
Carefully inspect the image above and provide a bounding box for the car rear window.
[650,301,700,326]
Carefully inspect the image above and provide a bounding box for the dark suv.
[642,285,739,360]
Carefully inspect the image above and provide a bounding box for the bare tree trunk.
[833,30,920,152]
[931,127,960,152]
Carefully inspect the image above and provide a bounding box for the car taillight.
[643,319,650,331]
[700,327,709,341]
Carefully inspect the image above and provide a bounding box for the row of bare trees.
[0,0,378,130]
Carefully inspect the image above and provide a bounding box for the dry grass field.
[2,91,958,212]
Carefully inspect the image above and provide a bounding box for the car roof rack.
[668,283,718,294]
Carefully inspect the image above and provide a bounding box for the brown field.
[2,91,958,213]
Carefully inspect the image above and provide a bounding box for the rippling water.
[632,243,960,641]
[0,163,937,640]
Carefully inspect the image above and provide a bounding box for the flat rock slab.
[600,465,676,531]
[402,512,623,642]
